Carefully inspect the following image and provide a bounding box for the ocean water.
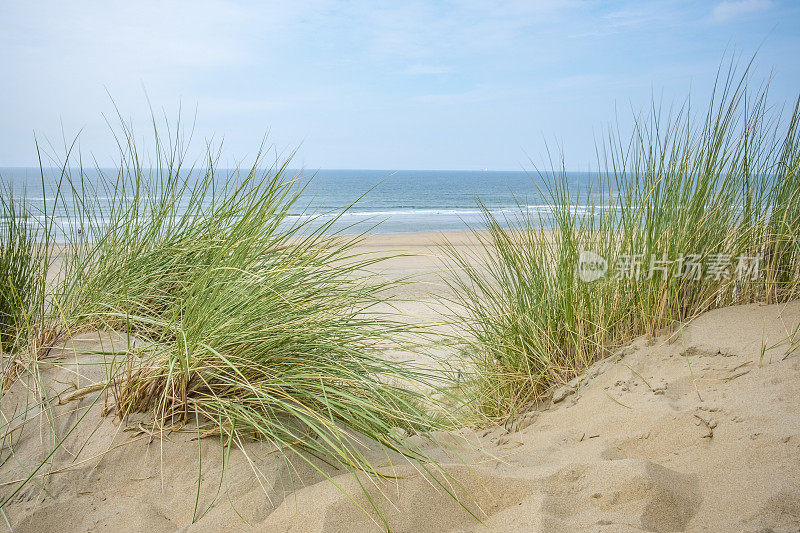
[0,167,600,238]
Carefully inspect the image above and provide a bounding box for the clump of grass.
[0,193,36,354]
[28,116,466,526]
[445,59,800,418]
[0,182,54,383]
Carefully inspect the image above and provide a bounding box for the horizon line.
[0,165,600,174]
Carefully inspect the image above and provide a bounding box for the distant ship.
[480,168,489,172]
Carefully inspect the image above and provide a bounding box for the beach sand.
[2,232,799,532]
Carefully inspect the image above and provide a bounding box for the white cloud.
[712,0,773,21]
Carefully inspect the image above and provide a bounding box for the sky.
[1,0,799,170]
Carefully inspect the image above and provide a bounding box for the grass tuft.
[0,182,54,385]
[444,59,800,419]
[9,115,470,527]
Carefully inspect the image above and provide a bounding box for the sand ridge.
[259,301,800,532]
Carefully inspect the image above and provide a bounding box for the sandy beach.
[2,231,799,532]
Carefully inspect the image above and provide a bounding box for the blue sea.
[0,167,600,239]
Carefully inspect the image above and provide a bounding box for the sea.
[0,167,600,239]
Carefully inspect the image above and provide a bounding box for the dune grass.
[444,61,800,418]
[0,193,36,356]
[0,181,55,382]
[0,120,470,527]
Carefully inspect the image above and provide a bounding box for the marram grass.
[1,120,471,527]
[444,61,800,419]
[0,178,55,383]
[0,192,38,356]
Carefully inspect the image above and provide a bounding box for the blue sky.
[1,0,799,170]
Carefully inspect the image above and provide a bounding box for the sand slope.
[2,299,799,532]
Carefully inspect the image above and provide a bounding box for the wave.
[287,204,599,219]
[31,204,600,223]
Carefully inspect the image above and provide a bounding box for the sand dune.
[262,301,800,532]
[2,234,799,532]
